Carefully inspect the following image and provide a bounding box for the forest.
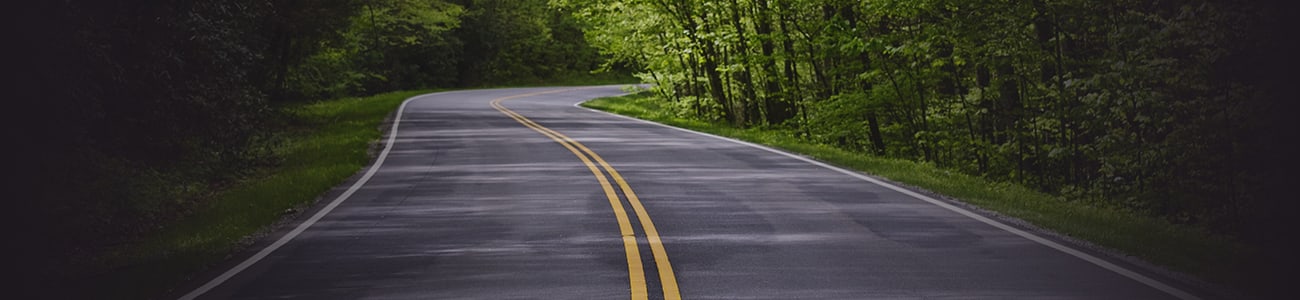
[7,0,613,296]
[5,0,1298,297]
[559,0,1299,250]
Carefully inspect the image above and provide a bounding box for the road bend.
[179,85,1207,299]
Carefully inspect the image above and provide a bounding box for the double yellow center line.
[489,89,680,300]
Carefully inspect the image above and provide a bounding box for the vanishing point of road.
[177,85,1211,299]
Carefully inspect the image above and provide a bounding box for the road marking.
[587,151,682,300]
[495,90,681,300]
[178,89,476,300]
[491,89,669,300]
[575,96,1200,300]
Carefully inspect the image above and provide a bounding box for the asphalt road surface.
[178,86,1211,299]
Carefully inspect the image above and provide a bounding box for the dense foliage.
[561,0,1298,259]
[7,0,604,293]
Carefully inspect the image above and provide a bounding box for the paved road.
[180,86,1208,299]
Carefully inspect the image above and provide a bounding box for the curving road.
[178,86,1210,299]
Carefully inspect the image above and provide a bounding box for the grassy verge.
[582,92,1254,293]
[85,89,437,299]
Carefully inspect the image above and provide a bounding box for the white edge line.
[572,94,1200,300]
[178,91,451,300]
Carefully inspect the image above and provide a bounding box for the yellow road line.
[488,89,649,300]
[491,88,681,300]
[581,149,682,300]
[504,111,682,300]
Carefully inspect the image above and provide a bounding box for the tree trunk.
[727,0,759,126]
[754,0,791,124]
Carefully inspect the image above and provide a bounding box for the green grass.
[582,92,1256,293]
[86,89,437,299]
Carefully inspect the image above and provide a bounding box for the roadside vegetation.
[81,90,435,299]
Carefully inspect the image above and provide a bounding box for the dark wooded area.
[5,0,611,295]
